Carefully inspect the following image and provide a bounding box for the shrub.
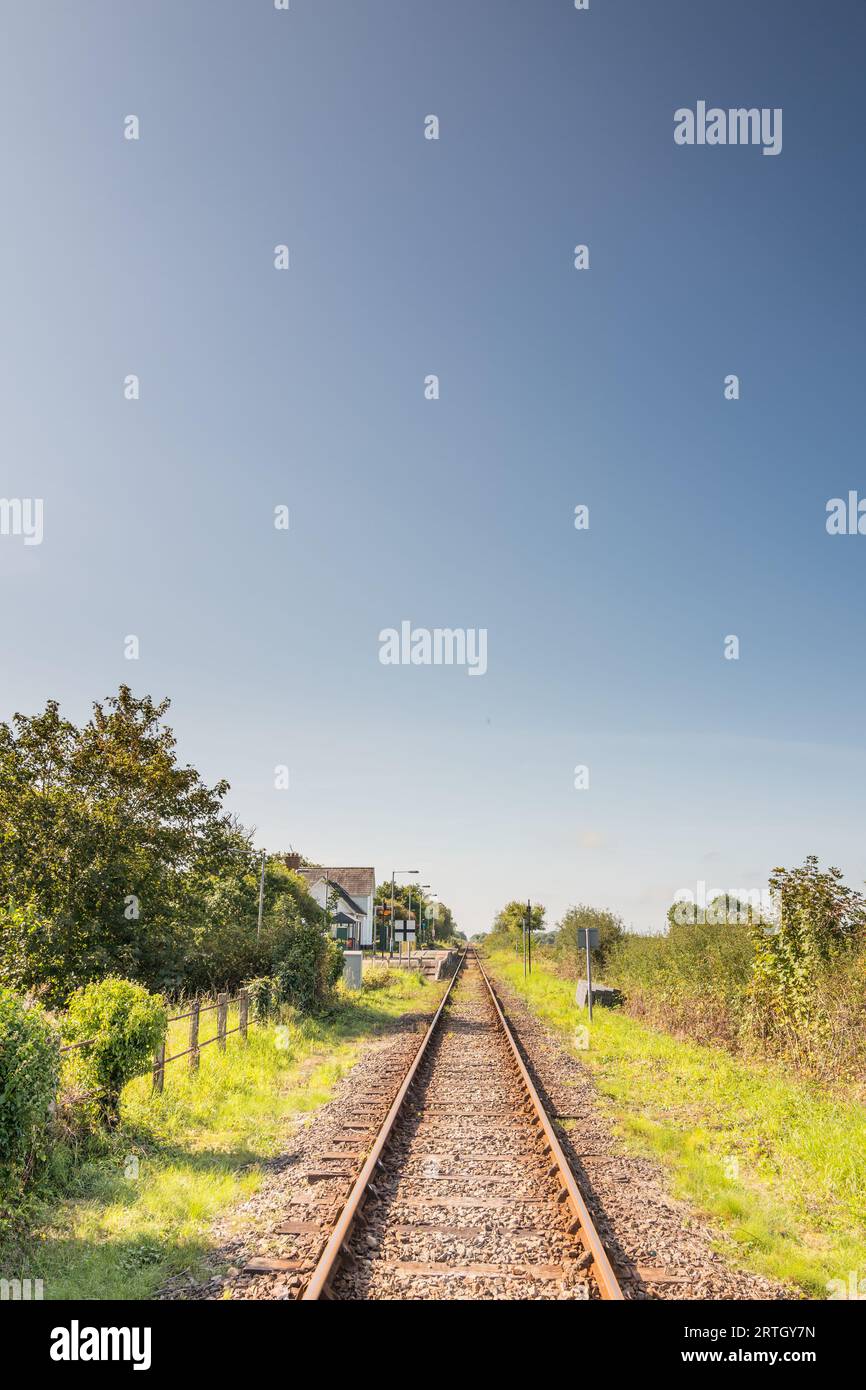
[64,977,167,1124]
[0,988,60,1199]
[750,857,866,1032]
[244,976,278,1022]
[361,964,402,992]
[554,904,625,976]
[273,923,343,1013]
[606,920,753,1047]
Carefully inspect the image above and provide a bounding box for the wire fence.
[59,989,252,1095]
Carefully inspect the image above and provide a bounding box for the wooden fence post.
[152,1040,165,1094]
[188,999,200,1073]
[217,992,228,1052]
[239,989,249,1042]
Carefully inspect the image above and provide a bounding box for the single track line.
[300,950,623,1301]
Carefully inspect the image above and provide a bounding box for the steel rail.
[300,950,469,1300]
[474,952,624,1300]
[301,947,623,1301]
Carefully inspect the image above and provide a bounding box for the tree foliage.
[0,688,326,1002]
[64,977,167,1123]
[554,904,625,973]
[751,857,866,1030]
[272,922,344,1013]
[373,883,459,944]
[0,688,242,999]
[0,989,60,1198]
[488,900,546,952]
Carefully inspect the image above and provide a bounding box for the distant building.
[299,866,376,947]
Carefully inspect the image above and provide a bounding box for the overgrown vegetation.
[259,922,343,1015]
[608,912,755,1049]
[0,686,378,1225]
[0,687,333,1005]
[63,979,168,1126]
[0,970,439,1300]
[612,861,866,1085]
[552,904,625,974]
[0,990,60,1202]
[489,858,866,1088]
[485,900,546,953]
[750,858,866,1039]
[483,947,866,1297]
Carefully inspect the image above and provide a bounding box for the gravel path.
[485,967,796,1301]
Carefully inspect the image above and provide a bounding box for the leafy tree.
[373,883,459,946]
[488,900,545,952]
[0,688,240,1001]
[64,977,167,1125]
[751,857,866,1030]
[667,894,756,929]
[425,902,459,944]
[374,882,420,919]
[555,904,624,972]
[181,857,323,993]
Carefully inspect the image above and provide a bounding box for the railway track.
[300,950,623,1301]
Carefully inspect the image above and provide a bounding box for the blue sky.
[2,1,865,935]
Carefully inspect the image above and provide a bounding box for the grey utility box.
[576,979,620,1009]
[342,950,363,990]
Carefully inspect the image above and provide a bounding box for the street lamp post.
[413,884,430,960]
[422,889,436,945]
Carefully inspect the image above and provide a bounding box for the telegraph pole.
[256,849,266,940]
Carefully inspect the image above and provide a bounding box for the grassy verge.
[1,970,439,1301]
[484,948,866,1298]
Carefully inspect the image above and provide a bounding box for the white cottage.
[299,866,376,947]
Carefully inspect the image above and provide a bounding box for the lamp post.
[423,892,438,948]
[413,884,430,960]
[429,897,441,943]
[390,869,418,959]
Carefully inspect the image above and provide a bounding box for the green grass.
[1,970,439,1301]
[485,948,866,1298]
